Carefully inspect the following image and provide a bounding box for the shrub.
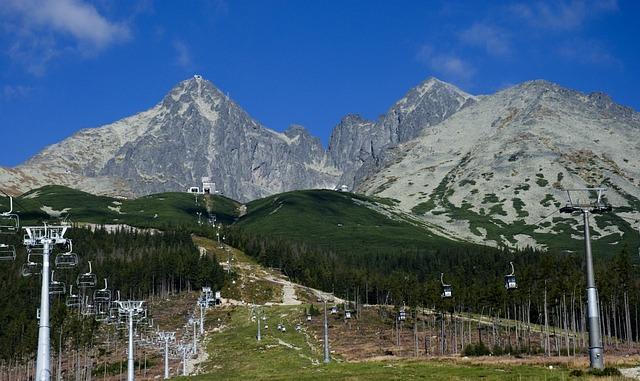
[588,367,621,377]
[462,342,491,356]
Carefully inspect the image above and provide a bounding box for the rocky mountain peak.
[284,124,311,137]
[337,114,370,126]
[382,76,476,144]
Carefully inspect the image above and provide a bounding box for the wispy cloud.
[1,0,131,74]
[510,0,618,31]
[459,23,510,57]
[2,84,32,100]
[173,40,192,69]
[556,38,621,67]
[417,46,476,83]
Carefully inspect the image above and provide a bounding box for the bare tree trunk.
[625,292,632,350]
[544,285,550,356]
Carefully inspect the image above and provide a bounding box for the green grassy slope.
[184,305,578,381]
[235,190,463,254]
[0,185,240,228]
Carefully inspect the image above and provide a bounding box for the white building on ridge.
[187,177,217,194]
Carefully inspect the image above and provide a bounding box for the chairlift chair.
[66,285,81,308]
[95,303,110,322]
[77,261,97,288]
[504,261,518,290]
[21,254,42,277]
[344,311,352,319]
[49,271,66,295]
[93,278,112,302]
[399,308,407,321]
[330,306,338,314]
[0,243,16,261]
[440,273,453,299]
[0,196,20,234]
[109,291,121,322]
[27,245,45,256]
[55,240,78,269]
[82,297,96,316]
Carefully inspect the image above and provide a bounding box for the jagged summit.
[337,114,371,126]
[1,71,637,246]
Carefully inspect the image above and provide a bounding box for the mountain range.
[1,75,638,249]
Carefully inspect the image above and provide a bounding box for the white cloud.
[5,0,129,49]
[173,40,192,68]
[2,85,32,100]
[459,23,510,57]
[557,39,621,67]
[417,46,476,82]
[1,0,130,74]
[510,0,618,31]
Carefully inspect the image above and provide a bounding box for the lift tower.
[118,300,147,381]
[560,188,611,370]
[24,224,69,381]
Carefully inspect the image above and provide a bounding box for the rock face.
[1,77,340,201]
[2,74,639,250]
[358,80,640,249]
[97,78,339,201]
[328,78,475,189]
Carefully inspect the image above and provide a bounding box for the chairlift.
[82,297,96,316]
[504,261,518,290]
[77,261,97,288]
[66,285,81,308]
[0,243,16,261]
[55,240,78,269]
[95,303,110,322]
[345,310,352,319]
[21,255,42,277]
[49,271,66,295]
[109,291,121,322]
[330,306,338,314]
[0,196,20,234]
[27,245,45,256]
[93,278,112,302]
[440,273,453,299]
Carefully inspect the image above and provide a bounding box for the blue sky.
[0,0,638,166]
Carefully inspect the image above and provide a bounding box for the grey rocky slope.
[328,78,475,189]
[358,80,640,250]
[0,75,475,201]
[0,77,340,201]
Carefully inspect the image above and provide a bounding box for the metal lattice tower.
[560,187,611,370]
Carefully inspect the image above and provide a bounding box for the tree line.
[0,226,225,361]
[226,226,640,353]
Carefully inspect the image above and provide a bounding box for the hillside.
[0,185,240,228]
[359,81,640,253]
[234,189,462,255]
